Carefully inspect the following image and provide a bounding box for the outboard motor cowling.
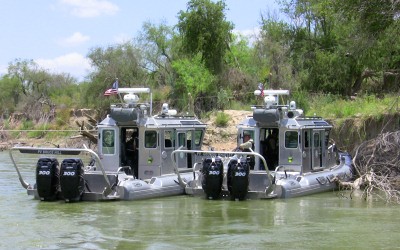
[201,157,224,199]
[227,157,250,200]
[60,158,85,202]
[36,158,60,201]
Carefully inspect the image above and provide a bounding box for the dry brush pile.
[344,131,400,204]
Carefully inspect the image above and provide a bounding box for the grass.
[3,119,77,140]
[213,92,399,122]
[305,94,399,119]
[215,111,230,127]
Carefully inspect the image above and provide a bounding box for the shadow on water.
[1,151,400,249]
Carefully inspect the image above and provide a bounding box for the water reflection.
[2,151,400,249]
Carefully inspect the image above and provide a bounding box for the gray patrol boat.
[179,89,353,200]
[10,87,206,202]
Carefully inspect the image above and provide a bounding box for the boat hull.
[274,155,353,198]
[184,153,353,200]
[27,171,194,201]
[117,172,193,200]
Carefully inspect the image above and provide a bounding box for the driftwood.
[338,131,400,203]
[75,113,98,144]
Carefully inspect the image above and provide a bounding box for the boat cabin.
[97,88,207,180]
[237,89,338,173]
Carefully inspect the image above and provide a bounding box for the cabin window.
[187,131,193,150]
[285,131,298,148]
[324,130,330,147]
[194,130,203,146]
[313,133,321,147]
[243,130,254,140]
[178,132,186,147]
[304,131,311,148]
[145,131,158,148]
[164,130,174,148]
[102,129,115,154]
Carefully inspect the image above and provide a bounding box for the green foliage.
[86,42,147,113]
[214,111,230,127]
[47,75,82,108]
[262,0,400,97]
[300,50,351,95]
[151,86,172,111]
[19,119,34,130]
[136,22,179,87]
[291,90,310,114]
[15,119,35,138]
[333,0,396,35]
[27,123,49,139]
[177,0,233,74]
[256,18,294,89]
[216,89,230,110]
[0,76,20,114]
[7,59,53,97]
[3,0,400,128]
[225,35,257,75]
[229,100,250,111]
[1,119,10,129]
[305,94,399,119]
[55,108,71,127]
[171,54,216,112]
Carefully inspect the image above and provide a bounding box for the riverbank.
[1,110,399,155]
[0,110,251,151]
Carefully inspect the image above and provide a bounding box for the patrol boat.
[9,87,206,202]
[179,89,353,200]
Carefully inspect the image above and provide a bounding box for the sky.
[0,0,280,82]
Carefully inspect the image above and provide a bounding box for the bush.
[56,108,71,127]
[19,119,34,130]
[217,89,230,110]
[215,112,230,127]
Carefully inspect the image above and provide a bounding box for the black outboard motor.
[60,158,85,202]
[36,158,60,201]
[201,157,224,199]
[227,157,249,200]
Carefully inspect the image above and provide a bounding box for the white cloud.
[35,52,92,81]
[60,32,90,47]
[60,0,119,18]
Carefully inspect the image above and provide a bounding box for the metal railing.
[9,145,113,197]
[171,147,274,194]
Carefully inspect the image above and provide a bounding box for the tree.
[333,0,400,94]
[136,21,178,87]
[85,42,147,113]
[7,59,51,96]
[171,54,216,114]
[270,0,400,96]
[177,0,233,74]
[0,76,20,114]
[87,42,145,86]
[221,34,260,103]
[256,17,294,90]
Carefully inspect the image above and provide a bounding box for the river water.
[1,151,399,249]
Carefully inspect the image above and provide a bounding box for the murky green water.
[1,151,399,249]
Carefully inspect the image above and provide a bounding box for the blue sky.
[0,0,279,81]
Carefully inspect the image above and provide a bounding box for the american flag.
[104,79,119,96]
[258,83,264,97]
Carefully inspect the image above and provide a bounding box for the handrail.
[9,146,113,197]
[171,148,274,194]
[9,147,31,189]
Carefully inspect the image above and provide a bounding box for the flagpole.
[113,78,123,103]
